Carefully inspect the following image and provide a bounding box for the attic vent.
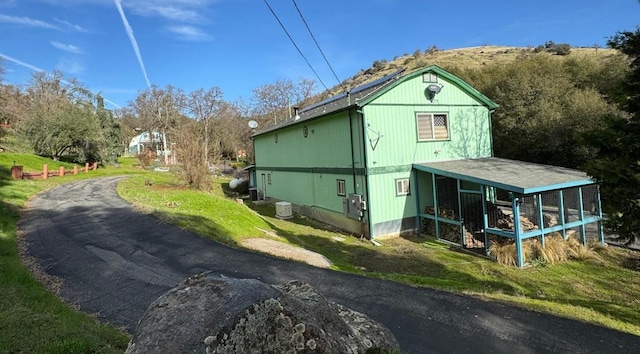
[275,201,293,219]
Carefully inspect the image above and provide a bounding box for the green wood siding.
[254,112,355,168]
[254,110,368,216]
[362,74,492,233]
[367,172,417,234]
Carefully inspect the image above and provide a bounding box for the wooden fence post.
[74,165,78,174]
[92,162,98,170]
[59,166,64,177]
[43,164,48,179]
[11,165,23,180]
[84,163,89,172]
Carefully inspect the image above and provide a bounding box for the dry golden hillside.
[332,45,620,95]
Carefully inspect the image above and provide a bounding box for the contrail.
[113,0,151,88]
[0,52,44,72]
[0,53,122,109]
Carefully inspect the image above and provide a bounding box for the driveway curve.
[20,177,639,353]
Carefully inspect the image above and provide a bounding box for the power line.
[263,0,329,91]
[292,0,344,90]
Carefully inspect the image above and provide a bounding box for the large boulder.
[126,272,400,354]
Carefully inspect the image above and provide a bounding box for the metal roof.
[253,70,405,136]
[253,65,499,137]
[413,157,595,194]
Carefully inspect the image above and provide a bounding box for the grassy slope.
[0,155,140,353]
[335,46,621,96]
[118,173,640,337]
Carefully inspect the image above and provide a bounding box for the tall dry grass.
[489,232,604,266]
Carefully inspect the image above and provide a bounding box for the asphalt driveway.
[20,177,640,353]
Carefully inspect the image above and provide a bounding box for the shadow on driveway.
[19,177,640,354]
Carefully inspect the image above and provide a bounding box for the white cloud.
[54,18,90,33]
[125,0,219,22]
[166,25,210,41]
[50,41,84,54]
[0,14,59,30]
[56,57,85,74]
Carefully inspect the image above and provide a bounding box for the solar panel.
[300,92,347,112]
[348,69,405,95]
[300,69,406,113]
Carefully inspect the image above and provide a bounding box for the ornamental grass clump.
[531,234,568,264]
[488,238,532,266]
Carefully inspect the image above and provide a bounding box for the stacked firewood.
[487,203,538,231]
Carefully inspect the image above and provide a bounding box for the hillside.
[331,45,621,96]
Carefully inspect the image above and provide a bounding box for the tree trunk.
[204,121,209,168]
[162,127,169,165]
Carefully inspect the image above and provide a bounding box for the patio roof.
[413,157,595,195]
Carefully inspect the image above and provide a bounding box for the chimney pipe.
[293,106,300,120]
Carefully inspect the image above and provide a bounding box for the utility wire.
[292,0,344,91]
[263,0,329,91]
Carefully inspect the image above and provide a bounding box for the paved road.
[20,177,639,353]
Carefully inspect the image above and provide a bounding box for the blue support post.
[481,185,489,255]
[537,194,545,247]
[432,173,440,239]
[578,187,586,245]
[558,190,566,239]
[414,169,421,235]
[596,185,604,244]
[513,196,524,267]
[457,179,464,247]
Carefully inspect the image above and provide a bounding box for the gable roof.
[253,65,499,137]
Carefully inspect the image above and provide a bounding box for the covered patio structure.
[412,157,604,267]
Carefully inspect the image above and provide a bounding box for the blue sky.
[0,0,638,109]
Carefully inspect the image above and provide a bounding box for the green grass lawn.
[118,173,640,337]
[0,154,141,353]
[2,158,639,353]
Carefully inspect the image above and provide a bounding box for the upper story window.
[416,113,449,141]
[423,72,438,83]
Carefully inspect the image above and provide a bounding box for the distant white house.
[128,131,173,163]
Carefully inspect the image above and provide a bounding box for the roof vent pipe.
[293,106,300,120]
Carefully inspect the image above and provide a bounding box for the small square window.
[267,173,272,184]
[337,179,346,196]
[422,72,438,83]
[396,178,410,196]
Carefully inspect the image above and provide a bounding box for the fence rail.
[11,162,98,180]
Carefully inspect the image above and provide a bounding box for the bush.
[136,149,156,169]
[173,123,211,190]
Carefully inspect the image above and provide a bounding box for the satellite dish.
[427,84,442,94]
[425,84,442,101]
[248,120,258,129]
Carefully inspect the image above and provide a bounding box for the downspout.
[357,109,373,240]
[348,107,357,192]
[488,108,496,157]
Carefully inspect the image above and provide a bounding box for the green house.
[252,65,603,267]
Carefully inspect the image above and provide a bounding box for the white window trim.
[423,72,438,83]
[396,178,410,196]
[416,112,449,141]
[337,179,346,196]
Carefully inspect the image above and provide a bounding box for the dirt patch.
[240,238,333,268]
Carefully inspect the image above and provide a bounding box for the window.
[416,113,449,141]
[423,72,438,83]
[337,179,346,196]
[267,173,272,184]
[303,126,308,137]
[396,178,410,196]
